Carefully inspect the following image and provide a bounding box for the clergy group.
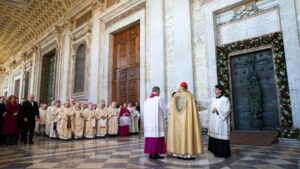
[0,82,231,160]
[39,99,140,140]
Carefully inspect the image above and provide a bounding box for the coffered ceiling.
[0,0,83,64]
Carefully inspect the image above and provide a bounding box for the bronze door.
[40,50,56,105]
[14,79,20,98]
[231,49,279,131]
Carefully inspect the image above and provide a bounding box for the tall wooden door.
[40,51,56,105]
[112,24,140,104]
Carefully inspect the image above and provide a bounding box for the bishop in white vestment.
[45,101,55,136]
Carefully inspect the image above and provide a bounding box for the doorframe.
[101,9,145,106]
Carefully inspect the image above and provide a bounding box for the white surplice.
[144,96,168,138]
[208,96,230,140]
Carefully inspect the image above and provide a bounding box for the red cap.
[180,82,188,88]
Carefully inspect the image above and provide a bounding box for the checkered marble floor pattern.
[0,135,299,169]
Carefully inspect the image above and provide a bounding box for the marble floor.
[0,135,299,169]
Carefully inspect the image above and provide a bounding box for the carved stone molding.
[63,18,74,31]
[21,52,27,62]
[0,67,6,74]
[105,1,145,28]
[92,0,105,12]
[106,0,119,8]
[70,23,92,41]
[216,0,279,25]
[68,22,92,101]
[233,4,259,20]
[9,60,16,69]
[24,60,32,71]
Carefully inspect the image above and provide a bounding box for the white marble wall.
[296,0,300,39]
[190,0,211,128]
[167,0,195,96]
[199,0,300,128]
[218,10,281,45]
[145,0,166,99]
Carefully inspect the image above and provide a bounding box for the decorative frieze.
[105,2,145,28]
[233,4,259,20]
[216,0,279,25]
[75,10,93,28]
[70,23,92,41]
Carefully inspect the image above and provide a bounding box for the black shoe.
[149,155,155,159]
[28,141,34,144]
[184,157,195,160]
[155,155,164,159]
[177,156,183,159]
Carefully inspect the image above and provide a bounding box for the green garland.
[216,32,299,139]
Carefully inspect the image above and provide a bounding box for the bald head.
[28,94,35,102]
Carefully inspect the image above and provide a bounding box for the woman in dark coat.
[2,95,20,145]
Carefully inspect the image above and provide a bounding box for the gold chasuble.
[167,91,204,156]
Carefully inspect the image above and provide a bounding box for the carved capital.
[92,0,105,12]
[0,67,5,73]
[9,60,16,69]
[64,18,74,31]
[21,52,27,61]
[71,54,76,60]
[55,25,64,35]
[31,45,38,52]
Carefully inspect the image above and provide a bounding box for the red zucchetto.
[180,82,188,88]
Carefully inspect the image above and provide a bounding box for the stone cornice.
[99,0,145,22]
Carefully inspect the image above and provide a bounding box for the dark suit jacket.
[21,100,39,125]
[0,102,6,124]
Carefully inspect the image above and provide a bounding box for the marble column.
[60,32,71,102]
[296,0,300,38]
[145,0,166,98]
[89,10,101,102]
[279,0,300,128]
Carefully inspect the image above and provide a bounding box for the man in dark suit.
[20,94,39,144]
[0,96,6,145]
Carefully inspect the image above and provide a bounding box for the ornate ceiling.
[0,0,82,64]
